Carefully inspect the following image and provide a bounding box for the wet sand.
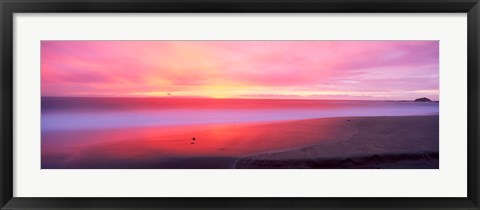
[42,115,438,169]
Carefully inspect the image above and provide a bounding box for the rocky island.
[414,97,432,102]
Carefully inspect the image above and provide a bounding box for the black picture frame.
[1,0,479,209]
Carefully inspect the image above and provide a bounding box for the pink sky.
[41,41,439,100]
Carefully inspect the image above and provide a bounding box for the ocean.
[42,97,439,131]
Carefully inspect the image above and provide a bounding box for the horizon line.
[41,96,439,102]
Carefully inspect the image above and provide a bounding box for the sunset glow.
[41,41,439,100]
[41,41,440,169]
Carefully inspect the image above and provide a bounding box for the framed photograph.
[1,0,479,209]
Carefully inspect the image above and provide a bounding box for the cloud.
[41,41,439,100]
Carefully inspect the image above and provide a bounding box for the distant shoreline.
[41,96,439,102]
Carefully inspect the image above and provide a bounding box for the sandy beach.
[236,115,439,169]
[42,115,438,169]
